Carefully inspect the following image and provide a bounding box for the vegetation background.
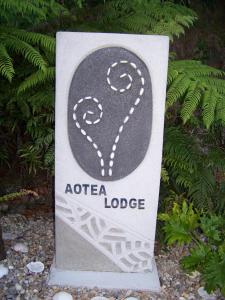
[0,0,224,295]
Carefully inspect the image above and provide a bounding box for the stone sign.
[49,32,169,291]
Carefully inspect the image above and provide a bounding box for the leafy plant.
[0,0,61,173]
[162,126,225,213]
[73,0,197,39]
[159,200,225,296]
[167,60,225,128]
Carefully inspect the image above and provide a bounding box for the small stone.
[26,261,44,273]
[13,243,28,253]
[187,271,200,279]
[175,281,181,288]
[2,232,13,240]
[0,265,8,278]
[197,287,216,300]
[125,290,133,297]
[15,284,22,291]
[8,265,14,270]
[125,298,139,300]
[53,291,73,300]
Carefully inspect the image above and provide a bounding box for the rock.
[124,298,139,300]
[13,243,28,253]
[197,287,216,300]
[2,232,14,240]
[187,271,200,279]
[0,264,8,278]
[26,261,44,273]
[53,291,73,300]
[15,284,22,291]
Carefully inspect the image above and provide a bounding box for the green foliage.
[0,0,60,173]
[75,0,197,39]
[0,0,224,216]
[163,126,225,213]
[159,200,225,296]
[167,60,225,128]
[158,201,198,244]
[0,0,61,82]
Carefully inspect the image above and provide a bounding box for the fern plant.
[162,126,225,213]
[159,200,225,296]
[0,0,66,82]
[72,0,197,39]
[167,60,225,128]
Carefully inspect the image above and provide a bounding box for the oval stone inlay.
[68,47,152,181]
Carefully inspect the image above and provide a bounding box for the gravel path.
[0,214,223,300]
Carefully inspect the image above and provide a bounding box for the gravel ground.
[0,214,224,300]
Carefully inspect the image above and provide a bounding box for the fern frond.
[91,0,197,39]
[0,0,46,21]
[0,44,14,81]
[18,67,55,93]
[198,77,225,95]
[188,169,215,208]
[167,60,225,127]
[181,83,203,123]
[3,35,47,71]
[3,28,56,54]
[164,127,198,173]
[202,89,218,129]
[166,75,191,109]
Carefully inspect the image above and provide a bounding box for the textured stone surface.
[68,47,152,181]
[55,217,121,272]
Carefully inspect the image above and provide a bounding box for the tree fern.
[167,60,225,128]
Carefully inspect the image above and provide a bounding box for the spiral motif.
[106,60,145,177]
[72,96,105,176]
[72,60,145,178]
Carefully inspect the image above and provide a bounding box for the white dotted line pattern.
[107,60,145,177]
[73,96,105,176]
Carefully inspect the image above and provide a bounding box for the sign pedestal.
[50,32,169,292]
[48,259,160,291]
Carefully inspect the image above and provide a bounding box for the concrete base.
[48,259,161,292]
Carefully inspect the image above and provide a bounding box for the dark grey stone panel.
[68,47,152,181]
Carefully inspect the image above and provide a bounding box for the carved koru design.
[68,47,152,181]
[106,60,145,177]
[56,193,153,272]
[72,97,105,176]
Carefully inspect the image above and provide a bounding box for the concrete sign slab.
[49,32,169,291]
